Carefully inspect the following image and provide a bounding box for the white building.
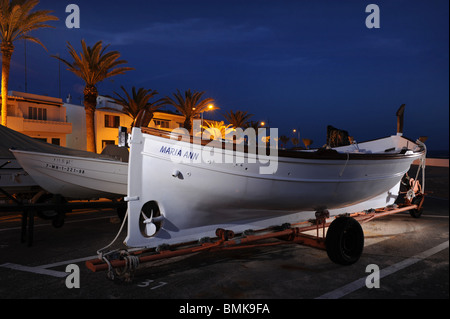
[65,95,186,153]
[0,91,72,146]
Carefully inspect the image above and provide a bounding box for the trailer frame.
[85,197,425,281]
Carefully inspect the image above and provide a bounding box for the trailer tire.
[409,195,424,218]
[326,217,364,265]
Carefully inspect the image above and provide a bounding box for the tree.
[200,120,233,141]
[222,110,253,129]
[302,138,313,149]
[52,40,133,152]
[107,86,164,127]
[279,135,290,148]
[1,0,58,126]
[163,89,214,132]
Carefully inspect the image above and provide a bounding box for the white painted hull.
[125,128,424,248]
[0,159,39,194]
[11,150,127,199]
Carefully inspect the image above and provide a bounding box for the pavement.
[0,165,448,305]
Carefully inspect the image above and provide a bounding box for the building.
[0,91,72,146]
[65,96,187,153]
[2,91,218,154]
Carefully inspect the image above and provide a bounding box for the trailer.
[0,190,127,246]
[85,192,425,282]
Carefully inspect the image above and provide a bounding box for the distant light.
[208,104,214,110]
[261,121,266,126]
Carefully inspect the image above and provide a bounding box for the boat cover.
[0,124,122,161]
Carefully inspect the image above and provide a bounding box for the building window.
[102,140,115,150]
[153,119,170,129]
[28,107,47,121]
[51,138,60,146]
[105,115,120,128]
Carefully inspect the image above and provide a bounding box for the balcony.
[7,116,72,134]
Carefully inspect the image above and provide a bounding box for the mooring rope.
[96,209,129,260]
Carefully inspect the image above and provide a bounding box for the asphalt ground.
[0,166,448,305]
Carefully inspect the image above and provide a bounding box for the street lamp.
[202,104,218,126]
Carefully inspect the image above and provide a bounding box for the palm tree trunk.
[1,43,14,126]
[84,85,98,152]
[183,116,192,133]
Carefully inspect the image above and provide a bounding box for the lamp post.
[202,104,217,126]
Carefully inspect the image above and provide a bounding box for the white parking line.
[0,262,68,278]
[316,240,449,299]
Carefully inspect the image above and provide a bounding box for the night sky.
[4,0,449,151]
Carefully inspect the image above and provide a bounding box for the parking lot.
[0,167,448,303]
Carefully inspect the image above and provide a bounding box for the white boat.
[124,123,426,249]
[11,148,128,199]
[0,158,39,195]
[1,125,128,200]
[1,125,40,196]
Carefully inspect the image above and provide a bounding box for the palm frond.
[223,110,254,128]
[52,39,134,86]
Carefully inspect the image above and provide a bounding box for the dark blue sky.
[5,0,449,150]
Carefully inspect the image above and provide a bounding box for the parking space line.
[1,262,68,278]
[316,240,449,299]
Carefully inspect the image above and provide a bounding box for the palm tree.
[199,120,233,141]
[52,40,133,152]
[1,0,58,126]
[247,120,264,130]
[302,138,313,149]
[222,110,253,129]
[279,135,290,148]
[163,89,214,132]
[107,86,164,127]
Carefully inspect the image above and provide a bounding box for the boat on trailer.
[86,107,427,277]
[1,125,40,198]
[123,114,426,252]
[2,124,128,200]
[11,148,128,199]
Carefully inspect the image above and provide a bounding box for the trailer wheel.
[326,217,364,265]
[409,195,424,218]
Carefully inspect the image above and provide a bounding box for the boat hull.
[0,159,39,195]
[11,150,127,199]
[125,128,424,248]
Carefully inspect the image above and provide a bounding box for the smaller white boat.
[1,125,40,196]
[0,158,39,196]
[11,149,128,199]
[1,125,127,200]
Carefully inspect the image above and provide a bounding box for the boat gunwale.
[10,149,129,165]
[139,127,425,161]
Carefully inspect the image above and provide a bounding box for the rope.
[339,152,350,177]
[96,208,129,260]
[414,139,427,195]
[95,209,142,282]
[113,251,140,282]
